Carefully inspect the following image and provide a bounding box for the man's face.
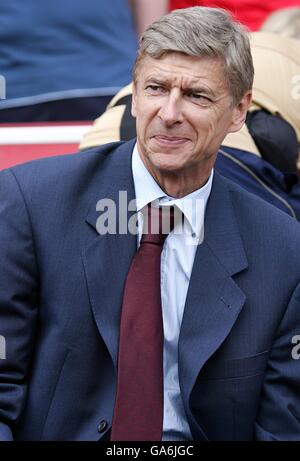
[132,52,251,187]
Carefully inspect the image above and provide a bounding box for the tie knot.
[141,204,175,246]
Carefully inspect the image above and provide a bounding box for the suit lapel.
[82,140,137,370]
[178,173,248,435]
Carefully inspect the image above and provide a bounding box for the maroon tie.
[110,205,174,441]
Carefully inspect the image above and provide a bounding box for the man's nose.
[158,93,183,126]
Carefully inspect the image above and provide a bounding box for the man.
[1,7,300,441]
[80,32,300,220]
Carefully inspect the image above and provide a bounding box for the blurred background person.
[261,6,300,38]
[217,31,300,219]
[0,0,168,122]
[169,1,300,30]
[130,0,169,35]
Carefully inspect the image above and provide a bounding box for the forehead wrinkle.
[143,63,227,94]
[145,64,212,84]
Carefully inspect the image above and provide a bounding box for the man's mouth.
[152,135,190,146]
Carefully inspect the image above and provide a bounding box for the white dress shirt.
[132,144,213,441]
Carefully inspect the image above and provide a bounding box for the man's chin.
[138,143,190,174]
[148,152,188,174]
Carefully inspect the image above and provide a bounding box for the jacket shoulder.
[2,140,134,193]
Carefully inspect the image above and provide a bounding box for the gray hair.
[133,7,254,106]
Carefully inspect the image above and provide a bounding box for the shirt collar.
[132,143,213,238]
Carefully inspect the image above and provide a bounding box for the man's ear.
[131,81,137,118]
[227,91,252,134]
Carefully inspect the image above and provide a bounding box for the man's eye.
[145,85,164,93]
[188,93,210,102]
